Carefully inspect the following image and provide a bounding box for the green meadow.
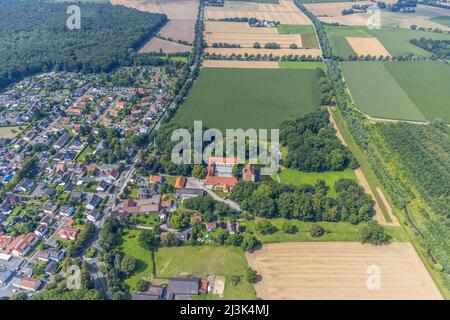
[173,68,321,130]
[342,61,450,122]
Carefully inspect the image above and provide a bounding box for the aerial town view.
[0,0,449,308]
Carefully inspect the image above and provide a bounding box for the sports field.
[342,61,450,122]
[326,26,450,57]
[246,242,443,300]
[173,68,321,130]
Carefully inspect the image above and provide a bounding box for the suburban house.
[59,205,75,217]
[42,201,57,215]
[53,133,71,150]
[204,157,238,192]
[87,210,102,222]
[86,194,103,210]
[148,175,162,184]
[242,163,257,182]
[13,277,42,292]
[11,233,39,257]
[58,227,79,241]
[16,178,35,193]
[34,224,48,238]
[167,278,200,300]
[37,249,65,263]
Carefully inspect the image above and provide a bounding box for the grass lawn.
[279,61,325,70]
[119,229,153,291]
[75,144,94,163]
[0,126,22,139]
[155,246,256,300]
[342,61,450,122]
[277,24,319,48]
[277,167,356,197]
[173,68,321,130]
[243,218,408,243]
[326,26,450,57]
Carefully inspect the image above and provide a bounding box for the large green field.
[276,168,356,197]
[342,61,450,122]
[173,68,321,130]
[326,26,450,57]
[279,61,325,69]
[155,246,256,300]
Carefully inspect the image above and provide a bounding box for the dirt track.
[246,242,442,300]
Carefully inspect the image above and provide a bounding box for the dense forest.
[0,0,167,90]
[230,179,374,224]
[280,110,357,172]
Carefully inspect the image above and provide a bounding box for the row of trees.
[410,38,450,59]
[231,179,374,224]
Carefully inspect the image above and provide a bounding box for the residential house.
[44,261,58,275]
[13,277,42,292]
[36,249,65,263]
[11,233,39,257]
[204,157,238,192]
[40,214,55,226]
[87,210,102,222]
[16,178,35,193]
[206,222,217,232]
[34,224,48,238]
[149,175,162,184]
[53,133,71,150]
[174,176,186,189]
[43,201,57,215]
[86,194,103,210]
[59,205,75,217]
[58,227,79,241]
[96,180,110,192]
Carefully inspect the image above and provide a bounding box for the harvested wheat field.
[205,0,312,25]
[202,60,280,69]
[206,31,301,48]
[246,242,443,300]
[346,37,390,56]
[139,37,192,53]
[205,47,321,57]
[112,0,199,45]
[159,19,196,43]
[305,1,373,18]
[206,21,279,34]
